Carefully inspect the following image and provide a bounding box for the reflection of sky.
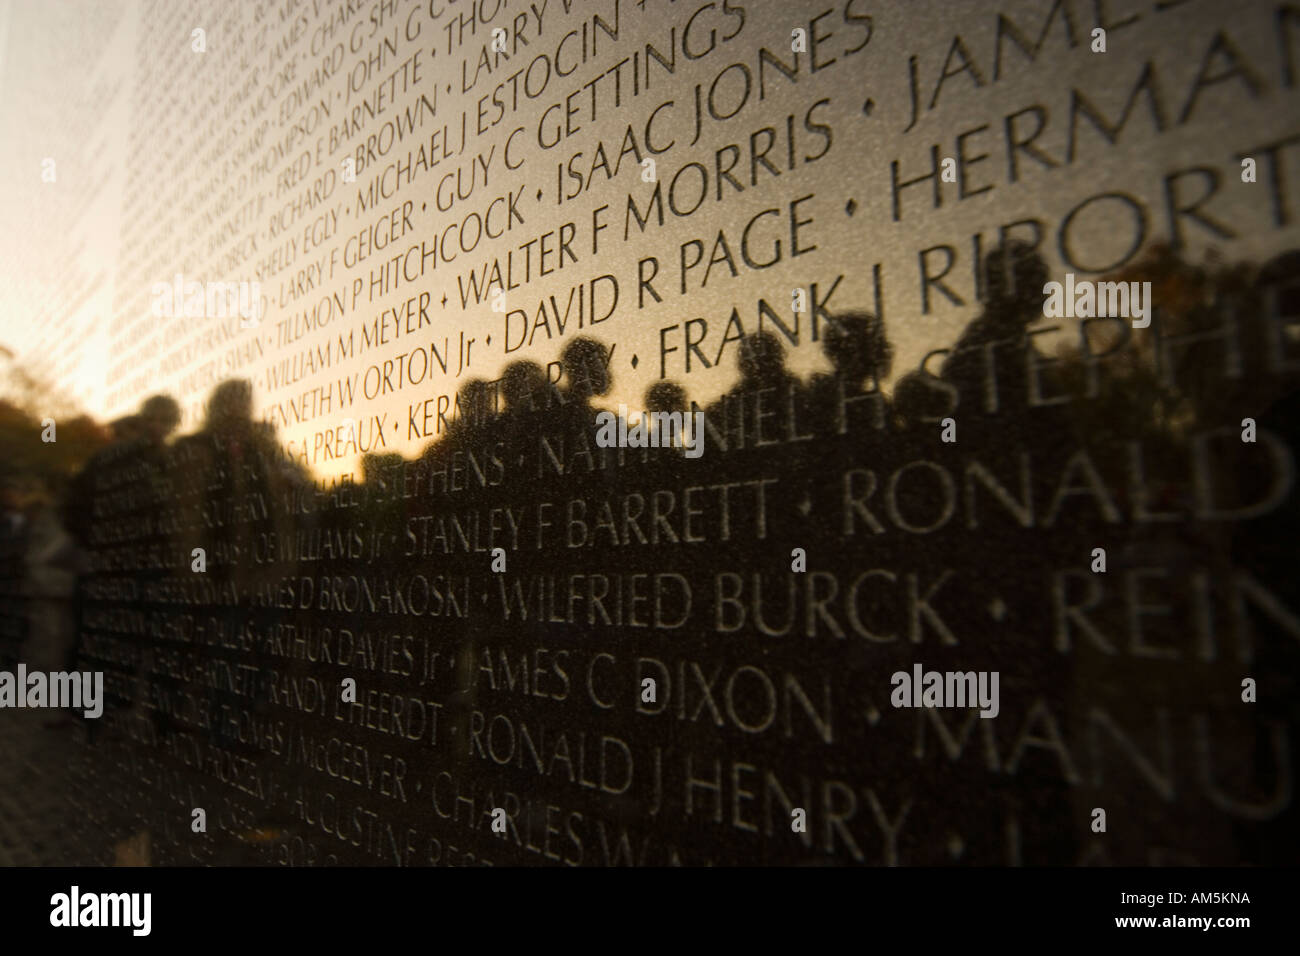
[1,0,1298,477]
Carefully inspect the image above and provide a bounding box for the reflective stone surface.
[0,0,1297,865]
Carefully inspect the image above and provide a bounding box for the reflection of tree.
[1048,242,1264,444]
[7,357,101,502]
[0,397,107,499]
[0,345,83,417]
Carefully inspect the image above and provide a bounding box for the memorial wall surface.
[0,0,1298,869]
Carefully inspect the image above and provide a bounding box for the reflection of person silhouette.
[0,482,30,668]
[501,361,550,419]
[557,337,612,442]
[120,396,180,734]
[498,361,550,462]
[65,411,143,546]
[111,414,143,445]
[891,369,955,432]
[179,380,285,531]
[64,395,181,738]
[422,379,499,518]
[64,415,139,552]
[644,381,688,449]
[444,378,495,444]
[939,240,1050,419]
[561,337,611,405]
[20,485,80,718]
[925,243,1078,864]
[708,331,799,450]
[139,395,181,449]
[172,381,282,755]
[735,331,795,393]
[807,311,894,436]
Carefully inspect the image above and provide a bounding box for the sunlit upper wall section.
[0,0,1297,477]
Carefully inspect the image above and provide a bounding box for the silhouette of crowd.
[6,242,1297,866]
